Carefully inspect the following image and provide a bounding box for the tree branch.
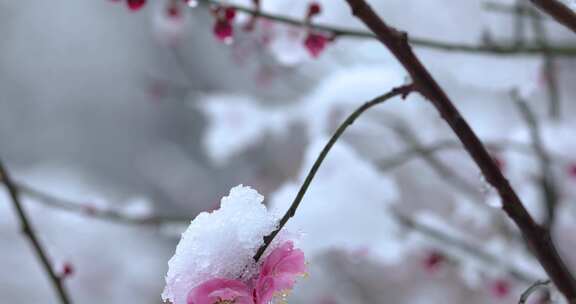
[0,159,72,304]
[15,181,188,226]
[394,211,537,284]
[519,279,551,303]
[253,84,415,262]
[513,94,559,230]
[530,9,562,119]
[197,0,576,56]
[342,0,576,301]
[529,0,576,34]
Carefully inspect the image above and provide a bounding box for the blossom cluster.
[111,0,333,58]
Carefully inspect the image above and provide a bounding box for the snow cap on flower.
[162,185,278,304]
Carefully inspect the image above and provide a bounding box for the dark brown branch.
[253,84,415,262]
[530,0,576,34]
[342,0,576,301]
[0,159,72,304]
[519,279,551,303]
[198,0,576,57]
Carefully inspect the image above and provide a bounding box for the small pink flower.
[126,0,146,11]
[307,2,322,19]
[304,32,330,58]
[568,163,576,179]
[490,279,511,299]
[422,250,445,273]
[255,241,306,304]
[187,278,253,304]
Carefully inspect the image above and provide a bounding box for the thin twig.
[196,0,576,57]
[384,122,480,198]
[513,0,529,47]
[484,1,544,20]
[342,0,576,301]
[513,94,559,230]
[16,181,188,225]
[253,84,415,262]
[0,159,72,304]
[394,211,537,284]
[531,10,562,119]
[519,279,552,304]
[529,0,576,34]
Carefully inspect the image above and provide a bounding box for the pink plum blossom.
[255,241,306,304]
[184,241,305,304]
[187,278,253,304]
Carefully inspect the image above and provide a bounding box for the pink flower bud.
[304,32,330,58]
[126,0,146,11]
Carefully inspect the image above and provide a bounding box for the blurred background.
[1,0,576,303]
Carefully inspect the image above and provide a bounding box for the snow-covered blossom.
[163,185,306,304]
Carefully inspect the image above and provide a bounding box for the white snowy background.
[1,0,576,303]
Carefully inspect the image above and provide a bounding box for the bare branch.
[519,279,551,304]
[530,9,562,118]
[16,181,188,225]
[342,0,576,300]
[513,94,559,230]
[0,159,72,304]
[530,0,576,34]
[394,211,537,284]
[253,84,415,262]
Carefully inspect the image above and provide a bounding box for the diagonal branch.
[0,159,72,304]
[342,0,576,301]
[529,0,576,34]
[253,84,415,261]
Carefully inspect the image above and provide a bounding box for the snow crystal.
[162,185,278,304]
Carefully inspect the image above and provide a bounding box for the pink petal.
[255,241,306,304]
[187,278,254,304]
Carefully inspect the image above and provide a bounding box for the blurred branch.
[394,210,537,283]
[253,84,415,262]
[384,122,480,198]
[380,122,520,241]
[531,10,562,118]
[519,279,551,303]
[513,0,529,47]
[0,159,72,304]
[10,138,559,228]
[513,93,559,230]
[529,0,576,34]
[342,0,576,301]
[15,181,189,225]
[197,0,576,56]
[484,1,543,20]
[377,139,535,170]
